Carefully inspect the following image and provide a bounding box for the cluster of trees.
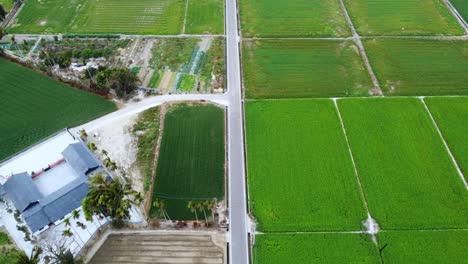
[39,48,114,68]
[0,4,6,22]
[6,243,82,264]
[87,67,138,98]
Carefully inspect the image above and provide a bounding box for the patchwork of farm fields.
[152,103,225,220]
[0,58,116,161]
[247,98,468,263]
[239,0,350,37]
[243,40,373,98]
[343,0,463,36]
[9,0,223,34]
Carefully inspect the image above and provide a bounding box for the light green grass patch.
[0,58,116,161]
[343,0,463,35]
[185,0,224,34]
[364,39,468,96]
[152,103,225,220]
[425,96,468,181]
[254,233,380,264]
[246,99,367,232]
[243,40,373,99]
[0,0,14,11]
[379,230,468,263]
[239,0,350,37]
[338,98,468,230]
[179,74,195,92]
[148,71,162,89]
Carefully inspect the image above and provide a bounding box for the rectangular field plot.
[0,58,116,160]
[10,0,185,34]
[185,0,224,34]
[239,0,350,37]
[379,230,468,263]
[243,40,373,99]
[425,97,468,181]
[364,39,468,96]
[450,0,468,22]
[246,100,367,232]
[343,0,463,35]
[337,98,468,230]
[152,103,225,220]
[254,233,379,264]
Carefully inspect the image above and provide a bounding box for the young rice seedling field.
[0,58,116,161]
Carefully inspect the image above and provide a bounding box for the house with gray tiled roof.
[0,142,103,234]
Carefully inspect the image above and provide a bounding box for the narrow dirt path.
[181,0,190,34]
[338,0,383,96]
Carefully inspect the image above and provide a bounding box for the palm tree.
[62,228,73,238]
[187,201,198,222]
[82,173,141,223]
[14,246,42,264]
[64,217,84,246]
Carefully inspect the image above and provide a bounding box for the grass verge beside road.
[0,58,116,161]
[246,99,367,232]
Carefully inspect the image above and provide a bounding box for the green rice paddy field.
[152,103,225,219]
[10,0,223,34]
[364,39,468,96]
[246,99,367,232]
[379,230,468,263]
[0,58,116,161]
[239,0,350,37]
[343,0,463,36]
[450,0,468,21]
[254,234,380,264]
[425,97,468,180]
[185,0,224,34]
[337,98,468,230]
[243,40,373,99]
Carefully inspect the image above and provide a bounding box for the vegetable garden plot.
[379,230,468,263]
[246,99,367,232]
[0,58,116,160]
[239,0,350,37]
[243,40,373,99]
[425,96,468,182]
[364,39,468,96]
[337,98,468,230]
[343,0,463,36]
[254,233,380,264]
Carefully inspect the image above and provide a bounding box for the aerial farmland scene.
[0,0,467,263]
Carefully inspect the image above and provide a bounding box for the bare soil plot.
[378,230,468,263]
[246,99,367,232]
[424,96,468,181]
[364,39,468,96]
[89,233,225,264]
[243,40,373,99]
[254,233,379,264]
[343,0,464,36]
[337,98,468,230]
[239,0,351,37]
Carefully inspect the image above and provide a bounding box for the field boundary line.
[380,228,468,232]
[444,0,468,34]
[182,0,190,34]
[332,99,373,217]
[420,97,468,189]
[338,0,383,96]
[256,230,364,235]
[244,95,468,102]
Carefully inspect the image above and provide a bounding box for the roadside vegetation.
[243,40,373,98]
[450,0,468,21]
[0,0,14,12]
[239,0,350,37]
[151,103,225,220]
[132,106,161,192]
[0,57,116,160]
[364,39,468,96]
[343,0,463,35]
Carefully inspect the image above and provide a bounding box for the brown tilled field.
[89,233,225,264]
